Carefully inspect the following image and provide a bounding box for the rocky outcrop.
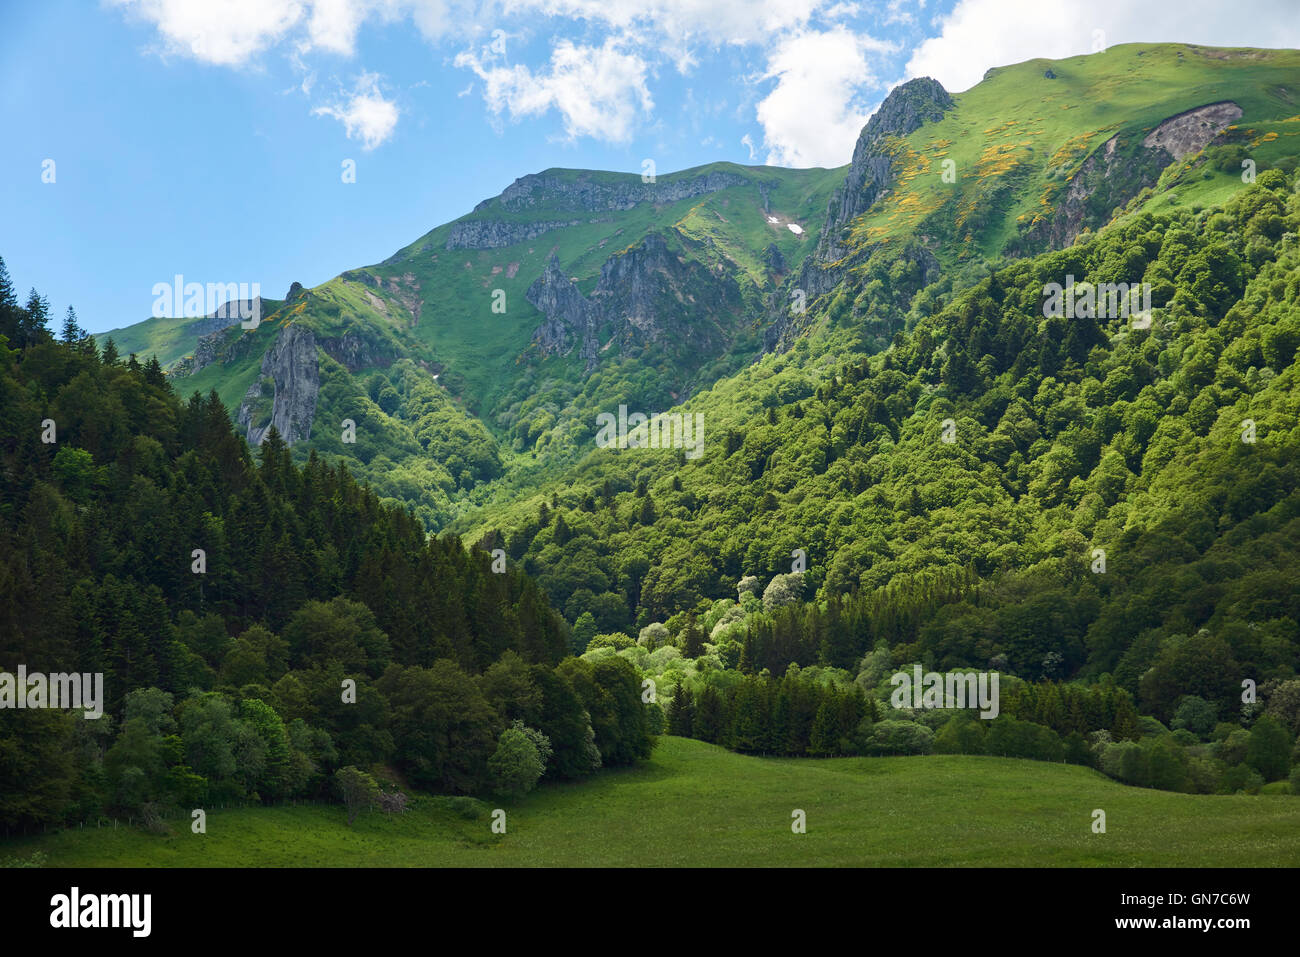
[1022,100,1243,251]
[175,283,304,376]
[490,169,749,214]
[184,297,265,338]
[526,231,745,373]
[236,324,319,447]
[766,240,940,353]
[446,218,586,250]
[768,77,953,352]
[526,255,601,368]
[184,325,239,375]
[764,243,787,275]
[320,330,395,372]
[594,233,700,344]
[1142,100,1243,160]
[815,77,955,266]
[452,169,751,250]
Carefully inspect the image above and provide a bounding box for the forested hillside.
[0,283,654,830]
[472,168,1300,647]
[6,43,1300,837]
[459,166,1300,797]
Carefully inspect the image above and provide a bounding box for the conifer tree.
[0,256,17,342]
[0,256,15,309]
[61,305,83,343]
[693,685,724,743]
[808,690,840,756]
[1112,693,1141,742]
[21,288,50,346]
[667,682,694,737]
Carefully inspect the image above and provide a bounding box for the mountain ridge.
[93,42,1300,545]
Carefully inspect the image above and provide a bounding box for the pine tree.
[143,355,168,389]
[728,678,766,753]
[21,288,50,346]
[693,685,724,743]
[808,689,840,756]
[667,682,694,737]
[1112,693,1140,742]
[682,613,705,658]
[0,256,15,309]
[553,513,571,545]
[61,305,83,343]
[0,256,17,342]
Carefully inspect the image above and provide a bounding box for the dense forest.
[482,168,1300,795]
[3,163,1299,836]
[0,270,653,831]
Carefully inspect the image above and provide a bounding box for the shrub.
[864,720,934,756]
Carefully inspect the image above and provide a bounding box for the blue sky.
[3,0,1298,334]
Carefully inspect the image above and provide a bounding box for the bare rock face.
[764,242,788,275]
[526,254,600,368]
[767,77,953,352]
[320,329,394,372]
[814,77,955,266]
[526,231,746,375]
[1023,100,1243,251]
[446,219,586,250]
[185,297,265,338]
[237,324,320,447]
[1142,101,1243,159]
[493,169,749,214]
[451,169,751,250]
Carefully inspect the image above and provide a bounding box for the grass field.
[6,737,1299,867]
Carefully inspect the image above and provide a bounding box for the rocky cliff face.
[236,323,320,446]
[815,77,955,267]
[527,254,601,368]
[320,329,396,372]
[1143,100,1243,160]
[446,218,587,250]
[1022,100,1243,250]
[492,169,749,214]
[768,77,953,351]
[450,169,750,250]
[526,230,746,374]
[185,297,265,338]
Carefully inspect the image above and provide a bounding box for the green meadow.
[7,737,1298,868]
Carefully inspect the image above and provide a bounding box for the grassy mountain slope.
[845,43,1300,264]
[94,163,840,527]
[453,163,1300,694]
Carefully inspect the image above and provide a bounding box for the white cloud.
[907,0,1300,93]
[110,0,305,66]
[741,133,756,160]
[111,0,477,65]
[108,0,915,161]
[520,0,825,48]
[312,72,400,148]
[756,26,892,168]
[455,37,653,142]
[306,0,372,54]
